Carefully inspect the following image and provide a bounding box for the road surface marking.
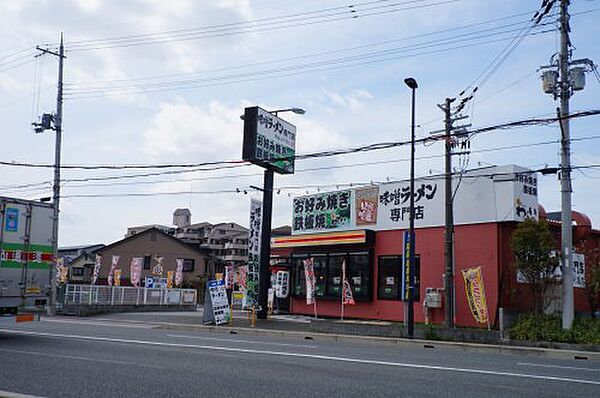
[1,329,599,386]
[0,390,42,398]
[0,347,162,369]
[517,362,600,372]
[43,318,156,329]
[167,334,317,348]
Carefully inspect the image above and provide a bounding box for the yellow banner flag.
[167,271,174,289]
[461,266,489,325]
[114,269,122,286]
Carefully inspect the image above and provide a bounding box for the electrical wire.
[451,0,560,115]
[2,109,599,174]
[52,162,600,200]
[64,0,458,52]
[65,22,557,98]
[67,10,540,88]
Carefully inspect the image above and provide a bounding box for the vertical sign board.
[275,270,290,298]
[5,208,19,232]
[245,199,262,308]
[242,106,297,174]
[202,279,231,325]
[355,187,379,226]
[401,231,411,301]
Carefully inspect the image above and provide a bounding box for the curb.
[154,322,600,361]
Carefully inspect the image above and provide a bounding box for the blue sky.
[1,0,599,246]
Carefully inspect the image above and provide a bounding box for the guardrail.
[63,284,197,306]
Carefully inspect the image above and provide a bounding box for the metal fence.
[64,284,197,306]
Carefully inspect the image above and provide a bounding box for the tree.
[510,218,559,314]
[578,244,600,318]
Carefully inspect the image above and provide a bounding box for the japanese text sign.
[242,106,297,174]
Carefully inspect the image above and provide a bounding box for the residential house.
[59,244,105,284]
[96,227,213,289]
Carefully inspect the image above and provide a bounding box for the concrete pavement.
[72,310,600,361]
[0,315,599,397]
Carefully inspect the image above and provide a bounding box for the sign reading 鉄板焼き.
[242,106,296,174]
[291,165,538,235]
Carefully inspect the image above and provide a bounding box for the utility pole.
[36,34,65,316]
[442,98,455,329]
[540,0,595,329]
[558,0,574,330]
[435,98,470,329]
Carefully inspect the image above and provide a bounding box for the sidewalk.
[89,309,600,360]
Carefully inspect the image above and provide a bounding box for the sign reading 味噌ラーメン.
[292,165,538,234]
[242,106,297,174]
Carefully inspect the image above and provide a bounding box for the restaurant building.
[270,165,599,328]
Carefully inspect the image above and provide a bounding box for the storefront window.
[290,251,372,301]
[312,255,327,297]
[413,256,421,302]
[348,252,371,300]
[327,253,346,298]
[377,255,420,301]
[378,256,400,300]
[292,255,308,296]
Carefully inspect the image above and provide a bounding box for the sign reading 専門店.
[292,165,539,234]
[242,106,297,174]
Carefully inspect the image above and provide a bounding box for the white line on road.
[517,362,600,372]
[43,318,156,329]
[1,329,599,386]
[167,334,317,348]
[0,347,162,369]
[0,389,42,398]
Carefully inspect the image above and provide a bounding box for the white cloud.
[141,100,243,160]
[322,88,374,113]
[69,0,103,13]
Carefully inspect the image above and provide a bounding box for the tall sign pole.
[37,34,65,316]
[257,167,274,319]
[242,106,302,320]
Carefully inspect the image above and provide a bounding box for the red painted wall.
[287,223,501,328]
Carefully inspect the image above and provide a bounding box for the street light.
[240,107,305,120]
[270,108,305,116]
[256,106,305,319]
[404,77,418,338]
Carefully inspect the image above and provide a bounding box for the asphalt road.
[1,316,599,397]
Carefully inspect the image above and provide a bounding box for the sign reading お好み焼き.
[293,190,352,233]
[292,165,539,235]
[242,106,296,174]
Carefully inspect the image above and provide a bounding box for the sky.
[1,0,599,247]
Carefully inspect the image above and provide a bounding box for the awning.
[271,230,368,248]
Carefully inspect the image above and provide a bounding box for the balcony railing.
[63,284,197,306]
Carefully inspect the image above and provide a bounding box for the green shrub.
[509,313,600,344]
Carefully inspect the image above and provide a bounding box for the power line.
[2,109,599,173]
[65,1,458,51]
[54,162,600,200]
[451,0,562,115]
[65,21,559,98]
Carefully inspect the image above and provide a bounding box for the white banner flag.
[108,255,120,286]
[175,258,184,287]
[130,257,143,287]
[91,254,101,285]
